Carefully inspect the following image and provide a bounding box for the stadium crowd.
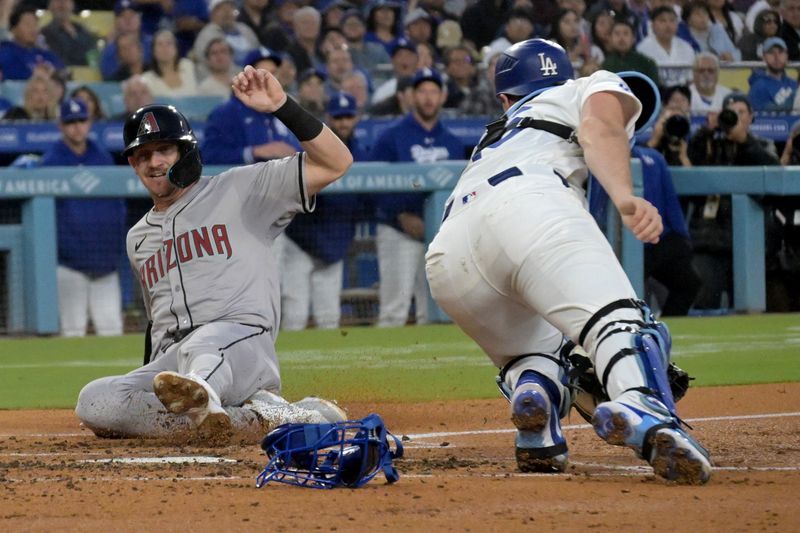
[0,0,799,333]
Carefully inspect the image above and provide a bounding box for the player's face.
[128,141,181,200]
[412,81,445,122]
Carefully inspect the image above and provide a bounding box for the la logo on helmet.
[538,53,558,76]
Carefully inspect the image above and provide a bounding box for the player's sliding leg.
[579,299,712,484]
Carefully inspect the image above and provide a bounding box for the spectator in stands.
[108,32,146,81]
[602,19,660,86]
[368,68,463,327]
[747,0,781,32]
[368,74,413,116]
[687,93,780,309]
[690,52,733,113]
[416,41,437,69]
[404,8,435,48]
[486,8,536,60]
[587,0,641,40]
[100,0,152,81]
[321,0,353,31]
[340,70,371,111]
[371,37,418,104]
[550,8,604,77]
[238,0,272,46]
[261,0,302,52]
[2,74,59,121]
[340,9,391,82]
[297,68,328,120]
[276,51,298,91]
[280,92,364,331]
[41,0,98,67]
[316,27,349,64]
[637,6,696,87]
[740,9,782,60]
[681,0,741,61]
[201,47,300,164]
[590,145,702,315]
[647,86,693,166]
[707,0,746,44]
[285,6,323,73]
[193,0,260,71]
[589,9,615,57]
[460,0,513,51]
[748,37,797,111]
[456,49,502,117]
[197,37,240,97]
[365,0,403,55]
[173,0,209,57]
[442,44,480,110]
[323,44,361,95]
[71,86,106,121]
[112,75,154,120]
[779,0,800,60]
[127,0,173,38]
[0,5,65,81]
[559,0,592,37]
[41,98,126,337]
[142,29,198,97]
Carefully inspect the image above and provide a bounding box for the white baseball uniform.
[76,154,315,437]
[425,70,649,395]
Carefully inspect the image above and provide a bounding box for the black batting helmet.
[123,104,203,188]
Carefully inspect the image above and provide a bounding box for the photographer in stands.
[687,93,780,310]
[647,86,693,167]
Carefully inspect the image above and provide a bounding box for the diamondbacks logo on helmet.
[137,112,160,137]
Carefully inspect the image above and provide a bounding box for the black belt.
[168,325,202,342]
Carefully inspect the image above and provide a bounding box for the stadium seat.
[0,80,28,106]
[69,66,102,83]
[155,95,228,120]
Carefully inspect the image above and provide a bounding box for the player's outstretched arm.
[232,66,353,196]
[579,91,663,244]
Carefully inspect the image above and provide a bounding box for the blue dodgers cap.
[763,36,788,52]
[327,91,358,117]
[244,46,283,68]
[412,67,443,88]
[60,98,89,122]
[389,37,417,57]
[114,0,135,14]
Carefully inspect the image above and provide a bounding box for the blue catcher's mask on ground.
[256,413,403,489]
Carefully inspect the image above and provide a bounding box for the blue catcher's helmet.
[256,413,403,489]
[494,38,575,97]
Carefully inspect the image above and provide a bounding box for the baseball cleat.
[244,390,326,431]
[152,371,232,442]
[511,381,568,473]
[293,397,348,423]
[592,390,711,484]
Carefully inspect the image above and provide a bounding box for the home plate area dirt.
[1,383,799,532]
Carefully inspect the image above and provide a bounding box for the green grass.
[0,314,798,409]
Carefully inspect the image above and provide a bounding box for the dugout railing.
[0,162,797,334]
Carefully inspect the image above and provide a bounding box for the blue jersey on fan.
[201,97,301,165]
[0,41,64,80]
[368,113,463,230]
[41,139,127,276]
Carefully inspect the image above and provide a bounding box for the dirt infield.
[1,383,799,532]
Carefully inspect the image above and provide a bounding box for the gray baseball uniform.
[75,153,315,437]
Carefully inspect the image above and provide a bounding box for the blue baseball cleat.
[592,390,712,484]
[511,379,568,473]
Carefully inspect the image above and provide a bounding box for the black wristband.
[273,96,324,142]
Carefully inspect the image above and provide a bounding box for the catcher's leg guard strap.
[496,346,571,419]
[579,298,643,346]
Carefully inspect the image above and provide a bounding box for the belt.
[442,165,569,223]
[167,325,202,342]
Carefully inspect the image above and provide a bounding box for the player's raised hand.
[617,196,662,244]
[232,66,287,113]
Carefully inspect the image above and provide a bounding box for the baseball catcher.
[75,66,353,443]
[425,39,712,484]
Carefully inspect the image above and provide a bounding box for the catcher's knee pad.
[579,299,678,416]
[495,341,572,419]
